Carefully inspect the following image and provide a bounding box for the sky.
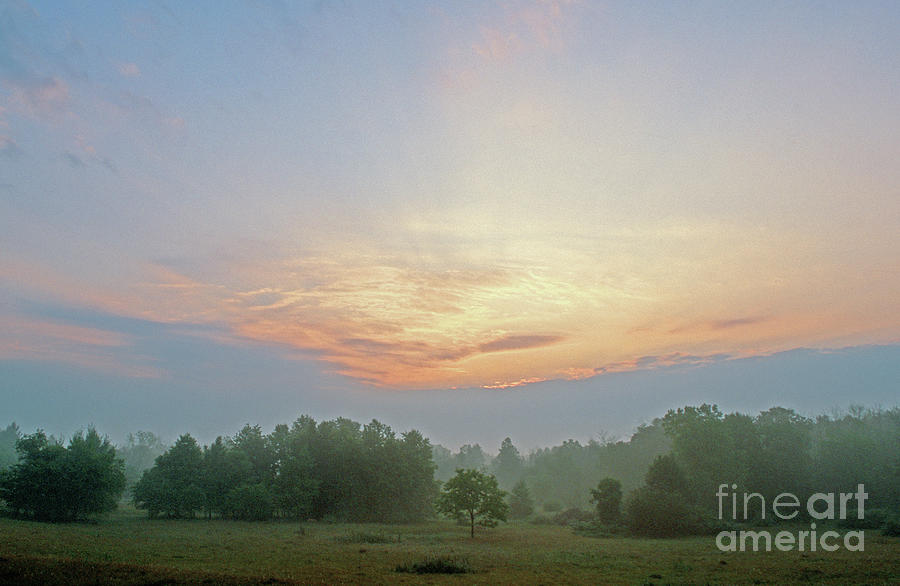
[1,1,898,450]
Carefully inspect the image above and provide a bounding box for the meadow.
[0,508,897,585]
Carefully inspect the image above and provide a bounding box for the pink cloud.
[0,316,162,379]
[472,27,521,61]
[7,77,70,119]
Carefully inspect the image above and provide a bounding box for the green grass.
[0,507,897,584]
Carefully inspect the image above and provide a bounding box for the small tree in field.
[436,469,509,537]
[508,480,534,519]
[590,477,622,524]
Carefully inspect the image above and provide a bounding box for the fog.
[3,344,897,452]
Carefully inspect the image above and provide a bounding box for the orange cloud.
[97,224,900,389]
[478,334,563,353]
[482,376,548,390]
[6,211,899,390]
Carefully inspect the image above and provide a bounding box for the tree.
[508,480,534,519]
[644,454,689,495]
[436,469,509,537]
[199,436,252,519]
[133,434,204,518]
[492,437,524,489]
[753,407,811,502]
[431,444,456,482]
[624,454,700,536]
[229,424,275,486]
[227,482,273,521]
[269,424,318,520]
[117,431,166,491]
[0,423,20,470]
[590,477,622,524]
[0,428,125,522]
[455,444,487,471]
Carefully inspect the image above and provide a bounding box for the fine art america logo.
[715,484,867,552]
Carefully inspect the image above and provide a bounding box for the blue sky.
[2,1,898,448]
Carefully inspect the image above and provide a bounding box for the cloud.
[436,1,585,90]
[517,0,576,50]
[115,257,576,388]
[0,313,161,379]
[594,352,735,375]
[0,135,23,158]
[103,91,186,132]
[668,316,770,335]
[710,317,768,330]
[471,0,580,64]
[6,76,70,118]
[100,157,117,173]
[164,116,185,130]
[482,376,548,390]
[117,62,141,77]
[63,150,85,167]
[472,27,521,61]
[478,334,563,353]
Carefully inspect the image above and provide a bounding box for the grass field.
[0,508,897,585]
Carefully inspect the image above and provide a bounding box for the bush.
[333,531,397,544]
[395,556,472,574]
[838,508,886,530]
[882,516,900,537]
[543,501,562,513]
[590,478,622,524]
[625,486,704,537]
[571,519,623,538]
[508,480,534,519]
[552,507,595,526]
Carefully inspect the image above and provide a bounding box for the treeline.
[433,421,671,507]
[622,404,900,535]
[432,405,900,535]
[1,404,897,533]
[133,417,436,522]
[0,428,124,522]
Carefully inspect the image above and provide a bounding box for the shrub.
[508,480,534,519]
[838,508,886,530]
[625,486,704,537]
[332,531,396,544]
[395,556,472,574]
[571,519,623,538]
[882,516,900,537]
[552,507,595,526]
[590,478,623,524]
